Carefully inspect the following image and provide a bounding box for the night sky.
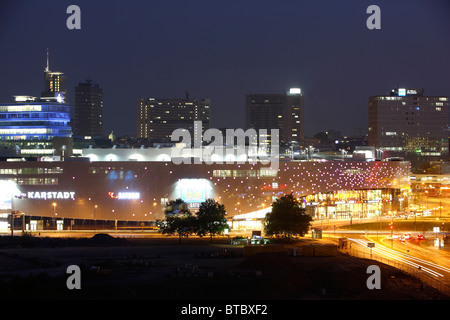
[1,0,449,138]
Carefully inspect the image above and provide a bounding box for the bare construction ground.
[0,234,448,300]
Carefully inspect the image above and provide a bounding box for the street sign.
[434,238,444,248]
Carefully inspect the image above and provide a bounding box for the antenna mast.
[45,48,49,72]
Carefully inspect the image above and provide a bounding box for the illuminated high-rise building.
[74,79,103,137]
[40,49,66,103]
[245,88,304,144]
[368,87,449,158]
[137,93,210,142]
[0,50,72,149]
[0,96,72,142]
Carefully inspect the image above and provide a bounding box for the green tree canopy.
[264,193,312,239]
[196,198,229,242]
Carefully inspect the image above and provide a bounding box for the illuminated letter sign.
[118,192,140,200]
[398,88,406,96]
[108,192,118,199]
[28,191,75,200]
[108,191,140,200]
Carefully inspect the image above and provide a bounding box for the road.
[419,195,450,221]
[345,234,450,290]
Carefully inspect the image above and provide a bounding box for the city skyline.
[0,1,449,138]
[2,1,450,303]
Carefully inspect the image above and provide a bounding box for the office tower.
[74,79,103,137]
[0,51,72,153]
[368,88,449,158]
[245,88,304,144]
[137,93,210,142]
[40,49,66,103]
[0,96,72,142]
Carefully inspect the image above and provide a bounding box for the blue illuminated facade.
[0,102,72,141]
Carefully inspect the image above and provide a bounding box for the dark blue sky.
[1,0,449,138]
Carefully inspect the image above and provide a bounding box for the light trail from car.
[349,238,450,279]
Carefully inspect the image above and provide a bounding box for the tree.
[196,198,229,242]
[158,199,196,244]
[264,193,312,239]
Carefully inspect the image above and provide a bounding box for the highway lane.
[380,236,450,273]
[348,237,450,285]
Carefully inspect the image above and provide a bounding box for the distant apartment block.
[245,88,304,144]
[368,88,449,158]
[137,93,210,142]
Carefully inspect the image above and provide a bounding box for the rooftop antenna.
[45,48,50,72]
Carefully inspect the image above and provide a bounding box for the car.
[416,234,425,240]
[391,233,400,239]
[403,233,412,240]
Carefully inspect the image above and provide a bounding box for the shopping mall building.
[0,147,411,231]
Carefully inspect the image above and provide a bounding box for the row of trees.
[158,193,313,243]
[157,198,229,243]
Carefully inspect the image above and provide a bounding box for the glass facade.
[0,102,71,140]
[305,188,408,220]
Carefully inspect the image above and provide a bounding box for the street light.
[52,203,57,231]
[93,204,98,234]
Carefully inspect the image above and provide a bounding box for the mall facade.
[0,152,410,231]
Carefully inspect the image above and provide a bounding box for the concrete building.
[137,93,210,142]
[0,147,410,232]
[368,88,449,160]
[73,79,103,137]
[246,88,304,144]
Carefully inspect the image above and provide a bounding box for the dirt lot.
[0,234,448,300]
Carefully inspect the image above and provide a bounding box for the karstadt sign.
[26,191,75,200]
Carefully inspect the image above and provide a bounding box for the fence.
[344,246,450,296]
